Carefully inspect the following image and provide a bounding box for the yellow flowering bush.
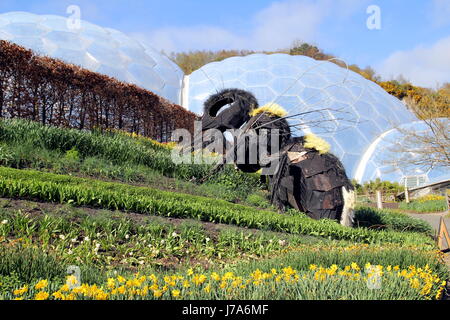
[108,128,176,150]
[416,195,445,203]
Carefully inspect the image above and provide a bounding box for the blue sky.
[1,0,449,88]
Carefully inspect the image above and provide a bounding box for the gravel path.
[407,212,450,234]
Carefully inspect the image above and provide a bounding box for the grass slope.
[0,119,446,300]
[0,118,263,204]
[0,167,434,246]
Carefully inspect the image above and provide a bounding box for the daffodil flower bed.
[6,264,447,301]
[2,201,446,296]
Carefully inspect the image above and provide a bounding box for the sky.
[1,0,449,88]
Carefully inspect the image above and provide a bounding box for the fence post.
[446,190,450,214]
[437,217,450,251]
[376,190,383,210]
[404,180,410,204]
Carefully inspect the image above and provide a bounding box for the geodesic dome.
[1,11,444,184]
[186,54,428,183]
[0,11,183,104]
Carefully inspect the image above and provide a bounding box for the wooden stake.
[437,217,450,251]
[404,179,410,203]
[446,191,450,213]
[376,190,383,210]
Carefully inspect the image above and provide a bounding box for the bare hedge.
[0,40,196,141]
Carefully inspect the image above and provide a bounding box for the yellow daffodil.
[107,278,116,289]
[60,284,70,292]
[172,290,181,298]
[211,272,220,281]
[35,280,48,290]
[192,274,207,286]
[52,291,64,300]
[117,286,126,294]
[351,263,360,271]
[34,291,50,300]
[14,286,28,296]
[153,290,163,298]
[222,272,235,281]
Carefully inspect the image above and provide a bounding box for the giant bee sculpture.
[201,88,356,226]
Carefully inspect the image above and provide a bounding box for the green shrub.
[65,147,80,162]
[0,272,23,297]
[211,166,263,197]
[245,191,272,209]
[0,245,65,284]
[0,145,13,165]
[355,206,433,234]
[196,183,241,202]
[399,200,447,213]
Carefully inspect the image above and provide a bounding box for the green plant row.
[399,200,448,213]
[0,119,263,197]
[354,206,433,234]
[0,167,433,246]
[0,141,254,203]
[0,206,327,279]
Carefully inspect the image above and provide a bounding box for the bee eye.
[209,98,234,117]
[202,89,258,132]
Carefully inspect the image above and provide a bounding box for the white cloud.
[377,36,450,88]
[430,0,450,27]
[24,0,101,20]
[250,0,329,50]
[132,26,245,53]
[135,0,368,53]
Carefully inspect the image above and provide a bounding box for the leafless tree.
[384,95,450,173]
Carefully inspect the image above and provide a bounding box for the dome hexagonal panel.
[2,11,442,185]
[44,30,90,51]
[187,53,423,183]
